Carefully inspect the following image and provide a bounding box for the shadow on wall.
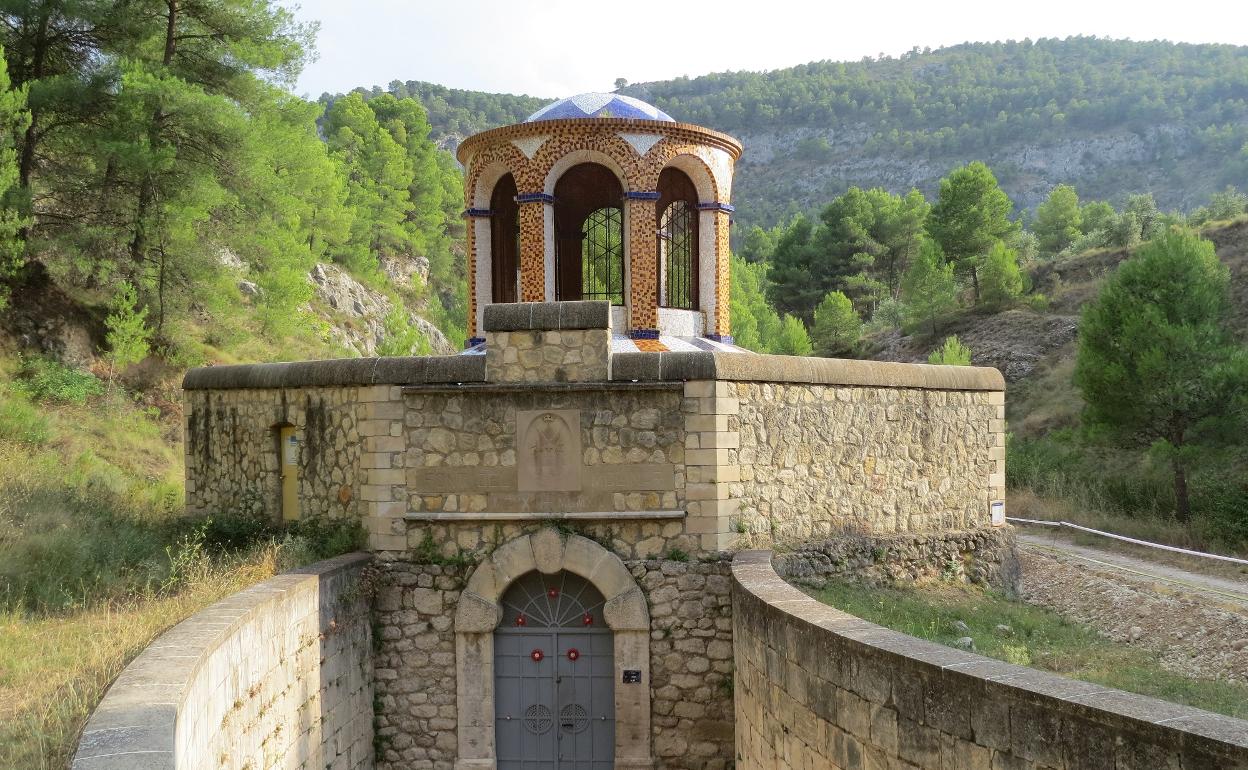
[70,553,375,770]
[732,549,1248,769]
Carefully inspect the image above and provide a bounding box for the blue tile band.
[705,333,735,344]
[623,191,661,200]
[465,337,486,348]
[515,193,555,204]
[629,329,660,340]
[462,208,496,218]
[696,202,735,213]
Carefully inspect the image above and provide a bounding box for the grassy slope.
[808,578,1248,720]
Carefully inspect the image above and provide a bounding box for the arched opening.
[490,173,520,303]
[554,163,625,304]
[657,167,699,311]
[494,570,614,767]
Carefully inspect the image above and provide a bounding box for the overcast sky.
[290,0,1247,99]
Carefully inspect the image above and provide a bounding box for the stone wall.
[372,554,735,770]
[775,527,1021,594]
[72,553,373,770]
[734,383,1004,544]
[732,550,1248,770]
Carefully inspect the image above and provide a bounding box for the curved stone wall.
[72,553,374,770]
[732,550,1248,770]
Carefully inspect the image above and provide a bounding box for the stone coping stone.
[614,351,1005,391]
[483,300,611,332]
[405,509,686,522]
[181,347,1001,392]
[182,355,485,390]
[71,552,373,770]
[731,549,1248,761]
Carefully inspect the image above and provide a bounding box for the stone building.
[180,94,1008,770]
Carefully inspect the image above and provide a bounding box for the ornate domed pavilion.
[457,92,743,351]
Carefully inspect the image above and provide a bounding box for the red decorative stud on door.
[566,648,579,661]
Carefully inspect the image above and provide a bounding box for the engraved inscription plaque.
[516,410,582,492]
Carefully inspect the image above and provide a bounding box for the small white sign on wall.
[991,500,1006,527]
[285,435,299,466]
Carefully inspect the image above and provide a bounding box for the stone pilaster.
[683,380,741,551]
[359,384,408,551]
[989,389,1006,516]
[516,194,550,302]
[626,195,659,336]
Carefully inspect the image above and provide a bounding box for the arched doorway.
[657,167,699,311]
[495,570,614,768]
[490,173,520,303]
[455,530,653,769]
[554,163,625,304]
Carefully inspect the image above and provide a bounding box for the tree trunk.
[1172,456,1191,526]
[969,264,980,303]
[130,0,178,264]
[18,9,50,190]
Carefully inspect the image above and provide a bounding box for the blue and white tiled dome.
[525,92,674,123]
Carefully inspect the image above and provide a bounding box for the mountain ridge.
[357,37,1248,230]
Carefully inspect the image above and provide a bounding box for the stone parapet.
[613,351,1005,391]
[71,553,374,770]
[182,355,485,390]
[732,549,1248,770]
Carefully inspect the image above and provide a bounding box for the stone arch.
[455,529,652,769]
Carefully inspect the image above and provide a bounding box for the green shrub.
[0,392,49,444]
[200,509,276,552]
[13,356,103,405]
[285,515,367,561]
[928,335,971,365]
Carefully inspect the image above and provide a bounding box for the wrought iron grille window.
[660,201,696,310]
[581,207,624,305]
[500,570,608,629]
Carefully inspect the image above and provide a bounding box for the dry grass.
[0,550,278,769]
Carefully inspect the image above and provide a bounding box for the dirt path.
[1017,531,1248,606]
[1016,532,1248,683]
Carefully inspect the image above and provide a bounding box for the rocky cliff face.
[308,260,453,356]
[731,122,1208,228]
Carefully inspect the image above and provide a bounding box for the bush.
[0,392,48,444]
[284,515,367,562]
[13,356,103,405]
[200,509,276,552]
[928,335,971,365]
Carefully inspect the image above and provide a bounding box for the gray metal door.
[495,571,614,769]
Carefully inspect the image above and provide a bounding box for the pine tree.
[0,44,29,309]
[811,290,861,357]
[978,242,1023,310]
[927,162,1017,300]
[901,239,958,335]
[1074,229,1248,524]
[1034,184,1082,254]
[775,314,812,356]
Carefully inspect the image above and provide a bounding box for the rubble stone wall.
[733,383,1005,545]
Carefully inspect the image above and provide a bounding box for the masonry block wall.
[72,554,373,770]
[732,550,1248,770]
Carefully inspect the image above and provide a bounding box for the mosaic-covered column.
[516,193,551,302]
[625,192,660,337]
[699,204,734,342]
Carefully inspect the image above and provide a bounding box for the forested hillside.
[369,38,1248,230]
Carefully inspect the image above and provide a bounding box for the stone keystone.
[531,528,566,575]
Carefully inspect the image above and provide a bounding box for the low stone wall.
[72,553,374,770]
[732,550,1248,770]
[774,527,1021,594]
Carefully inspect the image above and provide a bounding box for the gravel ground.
[1019,547,1248,683]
